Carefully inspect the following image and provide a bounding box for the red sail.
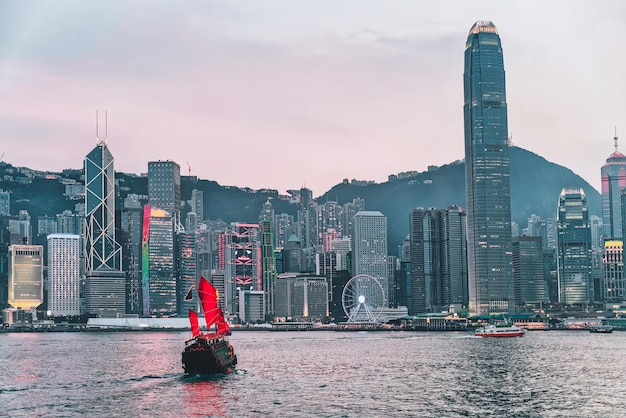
[198,277,221,330]
[216,308,231,335]
[198,277,231,336]
[188,309,201,337]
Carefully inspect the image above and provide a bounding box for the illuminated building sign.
[8,245,44,309]
[142,204,151,317]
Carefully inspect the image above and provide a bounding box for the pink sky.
[0,1,624,195]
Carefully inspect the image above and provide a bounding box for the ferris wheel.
[341,274,386,323]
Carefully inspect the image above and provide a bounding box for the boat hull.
[589,327,613,334]
[182,337,237,375]
[475,324,527,338]
[475,330,526,338]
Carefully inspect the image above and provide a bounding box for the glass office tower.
[352,211,389,307]
[463,21,514,315]
[409,206,467,314]
[85,141,121,271]
[601,131,626,240]
[557,188,592,306]
[146,161,181,316]
[84,139,125,317]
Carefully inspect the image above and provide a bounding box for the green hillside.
[0,146,601,250]
[318,146,600,248]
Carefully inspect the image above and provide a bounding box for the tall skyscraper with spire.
[601,128,626,241]
[84,113,125,317]
[463,21,514,315]
[85,135,120,272]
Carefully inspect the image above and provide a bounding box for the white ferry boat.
[474,319,527,338]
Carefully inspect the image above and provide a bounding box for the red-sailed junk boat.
[182,277,237,375]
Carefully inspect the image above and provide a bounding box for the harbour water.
[1,330,626,417]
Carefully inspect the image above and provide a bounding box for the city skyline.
[1,1,624,195]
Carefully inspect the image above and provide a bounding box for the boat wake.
[452,334,483,339]
[180,373,227,382]
[129,372,181,382]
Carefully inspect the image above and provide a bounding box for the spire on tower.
[96,110,108,144]
[614,126,619,153]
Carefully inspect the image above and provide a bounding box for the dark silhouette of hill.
[2,176,75,222]
[317,146,600,248]
[0,146,600,250]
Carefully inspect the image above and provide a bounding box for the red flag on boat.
[183,285,193,301]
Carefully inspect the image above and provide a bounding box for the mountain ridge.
[0,146,601,249]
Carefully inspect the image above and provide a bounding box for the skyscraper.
[259,219,277,316]
[319,201,341,234]
[298,187,315,249]
[84,135,125,317]
[273,274,328,320]
[146,161,181,316]
[9,210,32,245]
[147,207,176,315]
[47,234,80,316]
[120,194,145,315]
[37,216,57,236]
[512,235,545,307]
[0,221,10,310]
[342,198,365,238]
[409,206,467,314]
[463,21,514,315]
[298,187,317,271]
[294,276,328,319]
[0,189,9,216]
[148,161,181,218]
[177,231,196,316]
[8,244,43,310]
[85,140,120,271]
[274,213,295,249]
[56,210,83,235]
[557,188,592,305]
[352,211,389,306]
[225,224,260,318]
[283,234,303,273]
[190,189,204,224]
[601,130,626,240]
[603,240,624,304]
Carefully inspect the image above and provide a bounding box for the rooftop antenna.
[614,126,619,153]
[96,110,108,144]
[187,161,191,176]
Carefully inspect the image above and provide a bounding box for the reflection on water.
[181,375,227,417]
[2,330,626,417]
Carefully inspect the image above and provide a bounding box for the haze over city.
[0,0,624,194]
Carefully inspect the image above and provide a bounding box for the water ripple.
[2,331,626,416]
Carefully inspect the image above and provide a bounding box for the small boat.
[182,277,237,375]
[589,324,613,334]
[474,318,527,338]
